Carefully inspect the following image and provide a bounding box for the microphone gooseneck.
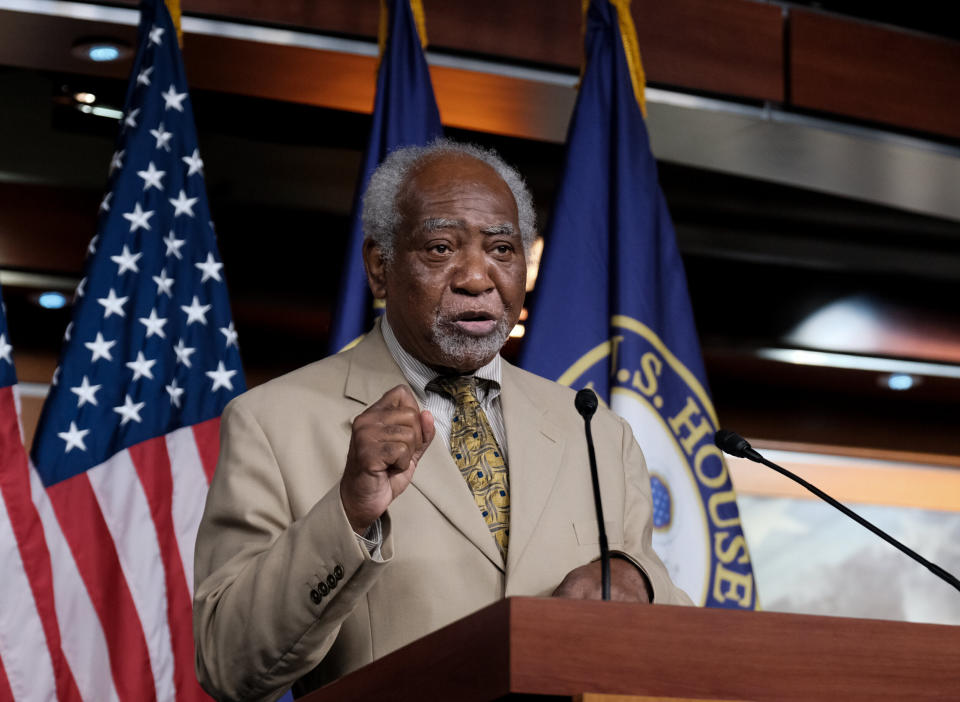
[576,388,610,600]
[715,429,960,594]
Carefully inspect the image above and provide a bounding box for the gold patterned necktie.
[429,376,510,559]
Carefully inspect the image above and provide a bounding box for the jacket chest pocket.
[572,520,624,546]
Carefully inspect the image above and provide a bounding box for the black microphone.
[715,429,960,593]
[575,388,610,600]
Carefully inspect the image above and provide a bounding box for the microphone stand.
[716,429,960,593]
[576,389,610,600]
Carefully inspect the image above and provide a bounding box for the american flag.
[0,0,244,699]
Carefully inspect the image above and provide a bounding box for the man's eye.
[430,244,449,254]
[494,244,513,254]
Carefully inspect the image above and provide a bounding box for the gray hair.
[361,138,536,260]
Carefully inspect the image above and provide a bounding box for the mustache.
[436,300,513,325]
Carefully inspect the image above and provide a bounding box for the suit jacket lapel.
[343,323,505,570]
[500,362,565,576]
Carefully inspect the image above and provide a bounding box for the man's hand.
[552,558,651,603]
[340,385,435,534]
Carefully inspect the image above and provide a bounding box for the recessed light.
[74,92,97,104]
[71,38,132,63]
[883,373,916,391]
[37,292,68,310]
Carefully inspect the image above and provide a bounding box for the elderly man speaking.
[193,139,691,701]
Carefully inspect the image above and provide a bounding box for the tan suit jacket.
[193,325,691,701]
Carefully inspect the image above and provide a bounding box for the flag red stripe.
[0,389,82,702]
[47,474,157,702]
[0,651,14,702]
[191,418,220,485]
[129,438,210,702]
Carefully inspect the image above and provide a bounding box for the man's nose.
[452,247,495,295]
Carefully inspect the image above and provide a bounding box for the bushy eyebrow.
[420,218,516,237]
[421,217,463,232]
[481,223,515,236]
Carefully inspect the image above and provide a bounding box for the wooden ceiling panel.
[126,0,785,101]
[791,9,960,140]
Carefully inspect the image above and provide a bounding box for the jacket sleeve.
[193,398,392,701]
[616,415,694,606]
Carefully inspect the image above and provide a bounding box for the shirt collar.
[380,316,502,402]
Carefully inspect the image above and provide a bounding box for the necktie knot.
[428,375,477,403]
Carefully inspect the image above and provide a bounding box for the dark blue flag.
[520,0,757,609]
[18,1,245,698]
[328,0,443,353]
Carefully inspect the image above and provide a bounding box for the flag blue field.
[1,1,245,698]
[520,0,757,609]
[328,0,443,352]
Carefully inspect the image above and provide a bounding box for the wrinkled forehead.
[397,153,518,227]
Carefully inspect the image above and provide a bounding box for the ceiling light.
[37,292,68,310]
[74,91,97,104]
[883,373,916,391]
[71,38,132,63]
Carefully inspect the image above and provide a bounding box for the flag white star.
[97,288,128,319]
[137,161,165,191]
[149,24,164,45]
[220,322,238,348]
[206,361,237,392]
[164,231,186,259]
[75,277,87,299]
[58,421,89,453]
[195,252,223,283]
[109,150,124,175]
[64,321,73,342]
[0,333,12,364]
[181,296,211,326]
[123,107,140,129]
[100,191,112,212]
[150,122,173,151]
[153,269,174,297]
[85,332,116,362]
[113,394,146,426]
[166,378,185,408]
[126,351,157,381]
[87,235,98,255]
[110,245,142,275]
[182,148,204,176]
[122,202,154,232]
[173,339,196,368]
[162,84,188,112]
[137,65,153,86]
[70,375,101,408]
[169,190,198,218]
[139,308,167,339]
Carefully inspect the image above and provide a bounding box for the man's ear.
[363,238,388,299]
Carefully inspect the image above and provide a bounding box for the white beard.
[429,313,512,369]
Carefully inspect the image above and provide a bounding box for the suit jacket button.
[319,581,330,596]
[310,589,321,605]
[333,565,344,580]
[326,574,337,590]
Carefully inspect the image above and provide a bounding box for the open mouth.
[450,312,499,335]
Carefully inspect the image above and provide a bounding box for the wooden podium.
[300,597,959,702]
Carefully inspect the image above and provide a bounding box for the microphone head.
[575,388,599,419]
[714,429,753,458]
